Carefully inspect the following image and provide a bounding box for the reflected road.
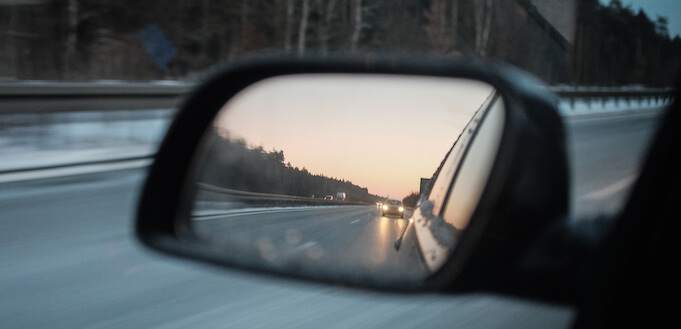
[192,206,429,283]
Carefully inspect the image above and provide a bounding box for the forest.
[198,134,384,204]
[1,0,679,86]
[573,0,681,87]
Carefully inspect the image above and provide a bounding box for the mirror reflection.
[186,74,505,286]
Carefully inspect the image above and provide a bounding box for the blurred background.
[1,0,679,84]
[1,1,679,328]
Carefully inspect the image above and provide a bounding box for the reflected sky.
[215,74,494,199]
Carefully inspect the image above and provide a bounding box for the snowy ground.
[0,109,172,172]
[558,96,671,117]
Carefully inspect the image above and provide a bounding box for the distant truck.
[336,192,346,202]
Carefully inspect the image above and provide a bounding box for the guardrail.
[552,86,675,108]
[0,82,675,114]
[0,81,193,114]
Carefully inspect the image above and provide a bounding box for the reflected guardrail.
[196,183,370,208]
[198,183,320,203]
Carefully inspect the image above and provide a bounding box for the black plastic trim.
[136,54,569,294]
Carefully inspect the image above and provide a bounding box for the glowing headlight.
[399,207,404,212]
[383,205,388,210]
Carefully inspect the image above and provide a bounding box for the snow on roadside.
[0,109,172,172]
[558,97,672,117]
[0,94,673,173]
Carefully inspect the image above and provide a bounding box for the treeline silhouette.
[2,0,678,87]
[402,191,420,208]
[574,0,681,87]
[199,134,383,204]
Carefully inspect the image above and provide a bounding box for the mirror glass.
[185,74,505,287]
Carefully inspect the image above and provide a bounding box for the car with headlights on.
[382,199,405,218]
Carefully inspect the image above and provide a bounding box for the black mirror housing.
[136,55,569,296]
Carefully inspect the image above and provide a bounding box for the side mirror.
[136,56,569,293]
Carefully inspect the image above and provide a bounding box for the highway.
[564,109,664,216]
[193,205,429,285]
[0,109,664,328]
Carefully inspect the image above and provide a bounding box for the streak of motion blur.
[1,0,679,328]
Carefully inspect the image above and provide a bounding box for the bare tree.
[319,0,338,54]
[284,0,295,51]
[297,0,310,55]
[474,0,493,57]
[350,0,362,51]
[424,0,454,54]
[65,0,79,76]
[451,0,458,46]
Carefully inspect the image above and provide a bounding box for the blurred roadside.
[0,91,670,178]
[558,96,671,119]
[0,109,172,173]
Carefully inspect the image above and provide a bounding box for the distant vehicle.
[323,195,333,201]
[336,192,346,202]
[382,199,404,218]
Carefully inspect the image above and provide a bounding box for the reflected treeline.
[199,135,383,204]
[402,192,420,208]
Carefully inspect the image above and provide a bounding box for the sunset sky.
[214,74,495,199]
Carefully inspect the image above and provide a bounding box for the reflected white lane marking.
[581,175,637,201]
[193,205,369,221]
[351,219,360,224]
[298,242,316,249]
[194,206,338,220]
[293,241,319,254]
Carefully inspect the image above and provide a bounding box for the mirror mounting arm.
[495,216,615,303]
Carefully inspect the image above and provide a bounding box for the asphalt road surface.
[564,109,664,217]
[193,205,429,286]
[0,109,664,329]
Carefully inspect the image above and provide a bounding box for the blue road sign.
[139,24,177,70]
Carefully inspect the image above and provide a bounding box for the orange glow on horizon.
[214,74,495,200]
